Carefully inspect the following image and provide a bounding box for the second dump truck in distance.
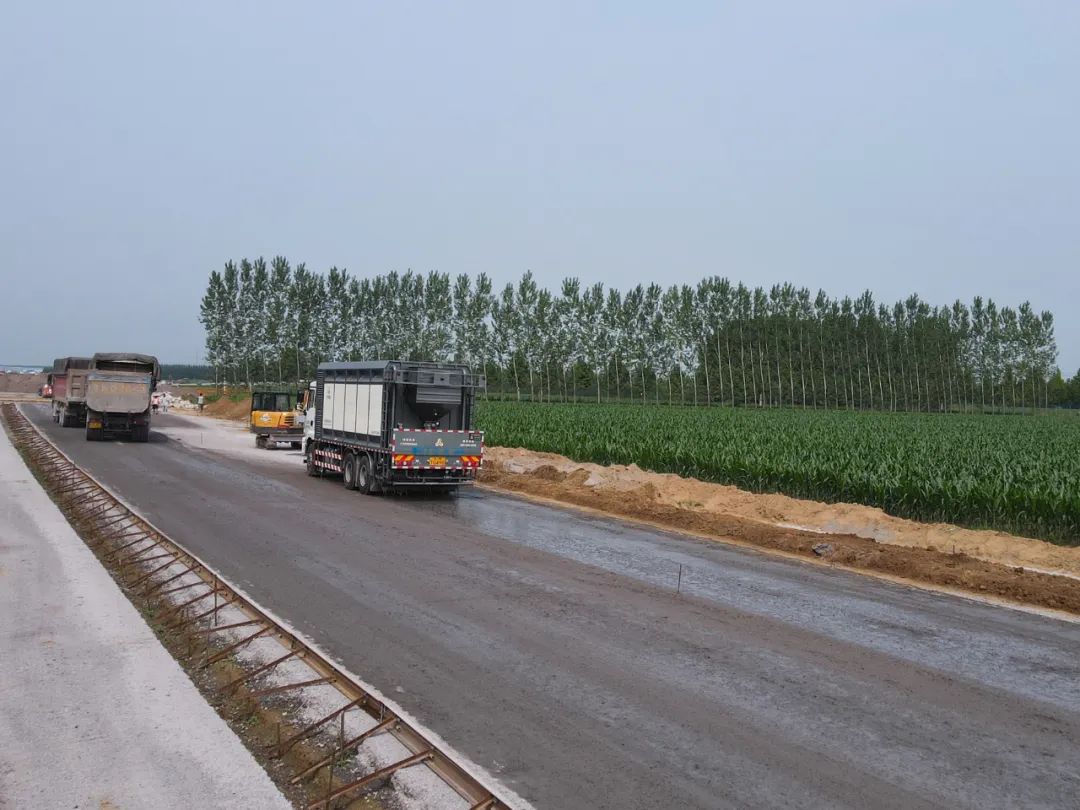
[50,356,92,427]
[85,353,160,442]
[304,360,484,493]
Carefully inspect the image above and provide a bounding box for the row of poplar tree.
[199,257,1061,412]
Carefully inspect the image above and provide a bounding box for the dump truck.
[250,388,304,449]
[304,360,484,493]
[50,356,92,427]
[85,353,160,442]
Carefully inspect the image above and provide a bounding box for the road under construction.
[15,403,1080,810]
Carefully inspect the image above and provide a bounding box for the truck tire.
[132,425,150,443]
[356,454,373,495]
[306,449,320,476]
[85,425,102,442]
[342,453,359,490]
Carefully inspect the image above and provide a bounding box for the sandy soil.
[0,371,46,394]
[480,447,1080,615]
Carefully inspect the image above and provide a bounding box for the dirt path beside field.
[480,447,1080,615]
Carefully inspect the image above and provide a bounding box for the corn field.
[477,402,1080,545]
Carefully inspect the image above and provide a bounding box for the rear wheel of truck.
[343,453,359,490]
[132,425,150,443]
[85,425,102,442]
[306,448,320,476]
[357,454,373,495]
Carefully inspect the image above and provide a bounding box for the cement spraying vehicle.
[302,360,484,493]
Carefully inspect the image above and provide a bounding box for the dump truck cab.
[250,389,304,449]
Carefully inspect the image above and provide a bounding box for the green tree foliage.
[199,257,1062,412]
[159,364,214,381]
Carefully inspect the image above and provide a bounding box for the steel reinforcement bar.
[1,403,509,810]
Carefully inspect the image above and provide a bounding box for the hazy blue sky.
[3,2,1077,372]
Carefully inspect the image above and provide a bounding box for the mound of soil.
[480,448,1080,616]
[204,396,250,421]
[0,372,46,394]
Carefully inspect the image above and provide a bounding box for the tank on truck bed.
[306,360,485,493]
[51,356,92,427]
[85,353,160,442]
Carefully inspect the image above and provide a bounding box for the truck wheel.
[133,425,150,443]
[343,453,359,490]
[306,448,320,477]
[357,455,373,495]
[86,425,101,442]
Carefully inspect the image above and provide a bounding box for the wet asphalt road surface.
[24,407,1080,809]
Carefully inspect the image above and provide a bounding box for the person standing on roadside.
[197,391,205,413]
[161,392,169,413]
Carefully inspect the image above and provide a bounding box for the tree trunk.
[739,328,749,406]
[749,341,758,405]
[701,341,711,405]
[819,328,828,409]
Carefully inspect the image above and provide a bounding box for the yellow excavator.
[250,389,304,449]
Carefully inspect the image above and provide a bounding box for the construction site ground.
[186,397,1080,614]
[15,404,1080,809]
[0,414,290,809]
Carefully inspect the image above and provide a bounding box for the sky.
[2,2,1078,372]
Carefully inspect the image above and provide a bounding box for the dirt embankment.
[203,396,250,420]
[0,372,46,394]
[480,447,1080,616]
[160,388,250,421]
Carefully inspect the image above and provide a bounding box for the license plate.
[428,456,446,466]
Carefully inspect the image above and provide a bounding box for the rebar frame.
[1,403,507,810]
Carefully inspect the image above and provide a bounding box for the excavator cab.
[250,389,303,449]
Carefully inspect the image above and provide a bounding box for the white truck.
[302,360,484,493]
